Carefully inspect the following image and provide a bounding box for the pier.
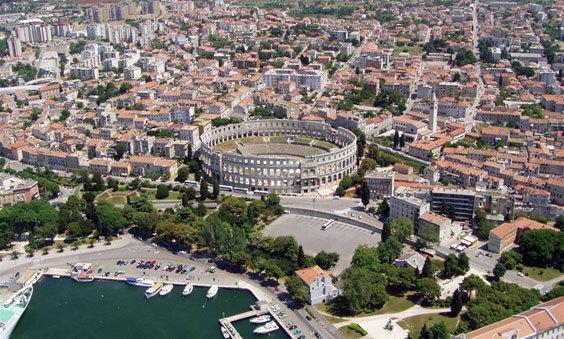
[219,309,267,339]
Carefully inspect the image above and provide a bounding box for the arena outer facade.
[199,120,357,195]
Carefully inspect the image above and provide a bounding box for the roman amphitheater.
[199,120,358,195]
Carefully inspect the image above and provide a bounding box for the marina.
[11,277,289,339]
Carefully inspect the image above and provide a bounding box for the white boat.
[221,326,230,339]
[144,282,163,298]
[0,286,33,339]
[51,275,60,279]
[249,315,271,324]
[182,283,194,296]
[159,284,173,296]
[206,285,218,299]
[253,321,279,334]
[126,277,154,288]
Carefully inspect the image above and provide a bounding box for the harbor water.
[12,277,288,339]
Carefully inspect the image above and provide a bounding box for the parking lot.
[263,214,381,274]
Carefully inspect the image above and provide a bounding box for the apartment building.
[390,195,430,226]
[263,68,327,90]
[129,155,178,178]
[431,187,476,221]
[364,170,394,200]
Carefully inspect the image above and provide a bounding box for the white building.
[6,36,22,57]
[390,195,430,225]
[295,265,340,305]
[263,68,327,90]
[124,66,142,80]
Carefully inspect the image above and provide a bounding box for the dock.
[219,309,267,339]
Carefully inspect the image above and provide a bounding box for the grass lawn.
[337,326,365,339]
[315,304,349,323]
[519,266,562,282]
[363,295,416,316]
[398,313,458,338]
[95,190,139,204]
[141,188,182,201]
[392,45,423,57]
[318,294,416,323]
[377,149,427,173]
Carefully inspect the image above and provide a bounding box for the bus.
[185,180,199,187]
[253,190,269,197]
[321,220,335,231]
[218,185,233,192]
[233,187,250,195]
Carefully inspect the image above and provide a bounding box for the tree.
[353,128,366,162]
[155,184,169,199]
[518,229,563,268]
[185,187,197,201]
[297,245,306,267]
[455,48,477,66]
[378,237,403,263]
[181,193,190,207]
[442,254,459,278]
[389,217,413,241]
[360,180,370,206]
[351,245,380,271]
[457,253,470,275]
[393,130,400,148]
[195,202,206,216]
[91,173,106,192]
[107,178,119,192]
[416,277,441,304]
[155,220,190,245]
[451,288,463,316]
[59,109,71,122]
[421,257,438,278]
[399,133,405,148]
[212,179,220,199]
[259,259,284,280]
[200,180,209,201]
[114,144,127,160]
[377,199,390,217]
[314,251,339,270]
[493,262,506,280]
[285,275,309,304]
[342,267,389,314]
[94,203,127,235]
[176,167,189,182]
[555,215,564,230]
[427,322,449,339]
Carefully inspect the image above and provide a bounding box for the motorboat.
[182,283,194,296]
[51,275,60,279]
[0,286,32,339]
[253,321,279,334]
[159,284,173,296]
[144,282,163,298]
[126,277,154,288]
[220,326,230,338]
[249,315,271,324]
[206,285,218,299]
[71,273,94,282]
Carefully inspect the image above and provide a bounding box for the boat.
[51,275,60,279]
[206,285,218,299]
[159,284,173,296]
[220,326,231,339]
[144,282,163,298]
[71,273,94,283]
[182,283,193,296]
[249,315,271,324]
[253,321,279,334]
[0,286,33,339]
[126,277,154,288]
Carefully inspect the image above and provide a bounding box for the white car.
[517,272,524,277]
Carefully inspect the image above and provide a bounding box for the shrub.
[348,323,367,336]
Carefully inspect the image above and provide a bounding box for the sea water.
[12,278,288,339]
